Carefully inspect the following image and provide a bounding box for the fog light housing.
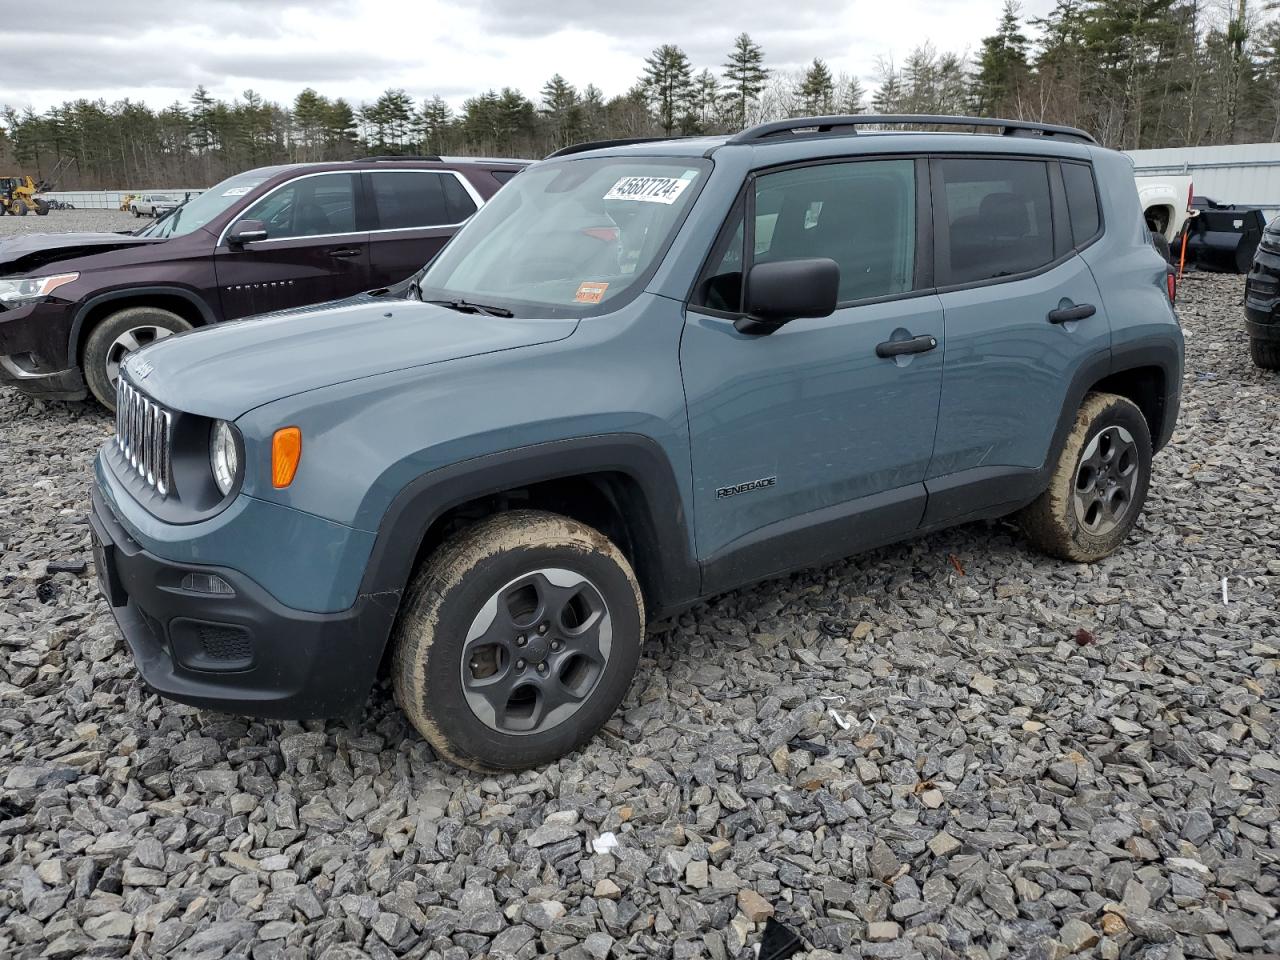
[180,572,235,596]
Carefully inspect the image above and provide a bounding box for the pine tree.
[691,69,721,132]
[872,60,904,113]
[972,0,1030,115]
[418,96,453,155]
[723,33,768,129]
[540,74,583,148]
[642,44,695,135]
[799,59,836,114]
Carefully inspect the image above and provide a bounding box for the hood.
[0,232,159,275]
[125,295,579,420]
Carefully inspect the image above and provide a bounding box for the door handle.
[1047,303,1096,324]
[876,334,938,358]
[328,248,362,259]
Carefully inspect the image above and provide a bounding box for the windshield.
[136,171,271,239]
[417,156,710,317]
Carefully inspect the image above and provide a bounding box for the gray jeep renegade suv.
[90,115,1184,771]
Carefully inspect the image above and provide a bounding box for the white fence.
[35,189,207,210]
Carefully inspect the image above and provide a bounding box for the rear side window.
[491,170,520,184]
[370,171,475,230]
[1061,162,1101,245]
[696,158,916,309]
[935,158,1054,285]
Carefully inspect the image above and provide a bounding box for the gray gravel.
[1,274,1277,959]
[0,208,140,238]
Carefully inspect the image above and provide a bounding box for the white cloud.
[3,0,1058,112]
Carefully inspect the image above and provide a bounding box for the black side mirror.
[736,258,840,335]
[227,219,268,246]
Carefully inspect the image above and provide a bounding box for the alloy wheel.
[104,326,175,386]
[1072,425,1140,536]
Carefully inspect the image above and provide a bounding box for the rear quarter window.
[1061,161,1102,246]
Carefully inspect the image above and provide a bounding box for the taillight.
[1166,270,1177,304]
[1186,181,1194,212]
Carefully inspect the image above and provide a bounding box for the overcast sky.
[4,0,1058,113]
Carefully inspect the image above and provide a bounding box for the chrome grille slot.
[113,378,173,496]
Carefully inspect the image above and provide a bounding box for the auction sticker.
[604,176,692,205]
[574,281,609,303]
[222,186,253,197]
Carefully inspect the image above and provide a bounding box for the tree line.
[2,0,1278,190]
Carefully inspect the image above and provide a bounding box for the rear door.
[925,155,1111,522]
[214,171,370,320]
[364,169,481,288]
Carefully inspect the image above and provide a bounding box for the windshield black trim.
[416,155,714,320]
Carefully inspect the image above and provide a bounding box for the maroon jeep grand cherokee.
[0,156,527,408]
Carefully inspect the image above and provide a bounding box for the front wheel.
[392,510,644,771]
[82,307,193,409]
[1251,337,1280,370]
[11,200,27,217]
[1019,392,1153,562]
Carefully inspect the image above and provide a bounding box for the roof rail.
[728,115,1098,146]
[358,154,443,162]
[545,137,684,159]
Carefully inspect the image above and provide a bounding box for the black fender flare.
[68,286,218,360]
[357,434,702,624]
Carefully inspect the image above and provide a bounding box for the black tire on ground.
[132,207,141,217]
[1151,231,1172,263]
[34,199,49,216]
[82,306,193,410]
[11,200,27,216]
[1018,392,1153,563]
[1251,337,1280,370]
[392,509,644,772]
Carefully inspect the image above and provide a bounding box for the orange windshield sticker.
[574,281,609,304]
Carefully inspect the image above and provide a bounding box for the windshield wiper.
[424,298,514,318]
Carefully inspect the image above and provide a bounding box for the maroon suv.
[0,156,528,408]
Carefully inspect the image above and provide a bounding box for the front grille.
[115,379,173,496]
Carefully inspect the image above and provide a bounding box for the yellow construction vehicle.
[0,175,50,216]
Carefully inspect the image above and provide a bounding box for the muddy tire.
[392,510,644,772]
[34,199,49,216]
[1019,392,1152,563]
[83,307,192,410]
[11,200,27,217]
[1250,337,1280,370]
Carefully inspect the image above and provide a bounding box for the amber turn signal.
[271,427,302,488]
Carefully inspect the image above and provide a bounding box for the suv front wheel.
[1020,392,1153,562]
[392,510,644,771]
[83,306,193,409]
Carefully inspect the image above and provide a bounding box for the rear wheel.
[34,199,49,216]
[83,307,192,409]
[1251,337,1280,370]
[392,510,644,771]
[1019,392,1152,562]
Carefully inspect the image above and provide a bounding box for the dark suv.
[1245,214,1280,369]
[0,156,527,407]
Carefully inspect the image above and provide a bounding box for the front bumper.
[90,483,396,718]
[1245,242,1279,338]
[0,299,84,400]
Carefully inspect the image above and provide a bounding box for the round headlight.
[210,420,239,496]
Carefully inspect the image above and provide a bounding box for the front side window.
[238,173,357,241]
[418,157,709,317]
[370,171,476,230]
[936,158,1054,285]
[696,158,917,310]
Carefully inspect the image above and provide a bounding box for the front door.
[681,158,945,593]
[364,170,480,288]
[215,171,370,320]
[924,156,1112,520]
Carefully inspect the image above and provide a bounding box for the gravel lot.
[0,271,1277,960]
[0,208,140,238]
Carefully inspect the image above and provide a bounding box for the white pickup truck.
[1136,174,1194,244]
